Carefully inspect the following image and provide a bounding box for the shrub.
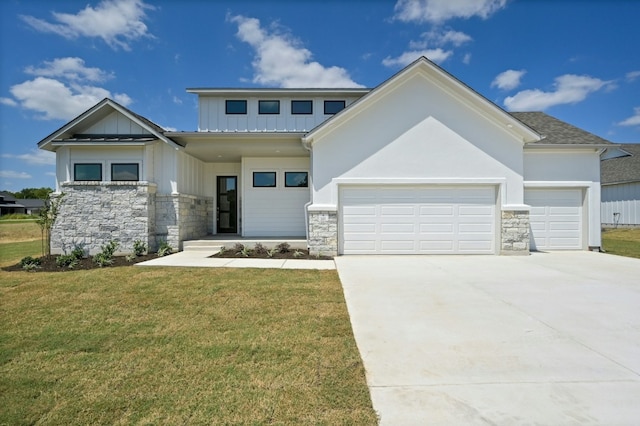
[157,240,173,257]
[237,245,252,257]
[70,246,85,259]
[20,256,41,271]
[267,248,278,258]
[232,243,245,252]
[56,254,78,269]
[125,254,136,262]
[133,240,147,256]
[93,240,119,267]
[253,243,268,256]
[292,249,304,258]
[275,242,290,253]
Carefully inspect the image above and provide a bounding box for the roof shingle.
[601,144,640,184]
[511,111,612,145]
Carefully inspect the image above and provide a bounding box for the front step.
[182,240,223,252]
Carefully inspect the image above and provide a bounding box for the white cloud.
[4,58,131,121]
[0,97,17,106]
[618,107,640,127]
[8,76,131,120]
[2,149,56,166]
[462,53,472,64]
[626,71,640,82]
[394,0,508,24]
[382,49,452,67]
[229,15,363,88]
[25,57,112,82]
[491,69,526,90]
[20,0,154,51]
[503,74,613,111]
[0,170,32,179]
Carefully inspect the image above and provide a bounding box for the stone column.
[501,210,530,255]
[308,209,338,256]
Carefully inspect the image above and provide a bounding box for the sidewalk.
[136,250,336,270]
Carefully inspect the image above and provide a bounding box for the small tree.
[36,193,64,257]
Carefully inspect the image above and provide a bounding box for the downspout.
[302,137,313,249]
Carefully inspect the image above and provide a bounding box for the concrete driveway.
[335,252,640,425]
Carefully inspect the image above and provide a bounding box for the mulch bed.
[3,254,158,273]
[211,246,333,260]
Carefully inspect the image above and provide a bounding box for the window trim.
[258,100,280,115]
[252,171,277,188]
[225,100,247,115]
[291,100,313,115]
[74,163,102,181]
[324,100,346,115]
[284,171,309,188]
[111,163,140,182]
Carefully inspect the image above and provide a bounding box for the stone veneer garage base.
[51,182,212,255]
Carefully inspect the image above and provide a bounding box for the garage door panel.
[525,188,583,251]
[420,223,454,233]
[381,223,416,233]
[341,185,496,254]
[343,223,376,233]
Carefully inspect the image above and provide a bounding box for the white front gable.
[309,69,528,207]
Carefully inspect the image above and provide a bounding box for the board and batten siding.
[197,96,361,132]
[81,110,150,135]
[601,183,640,225]
[242,157,310,237]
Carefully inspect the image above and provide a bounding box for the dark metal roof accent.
[601,144,640,184]
[58,135,157,143]
[511,111,612,145]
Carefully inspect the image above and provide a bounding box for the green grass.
[602,228,640,259]
[0,242,376,424]
[0,214,35,220]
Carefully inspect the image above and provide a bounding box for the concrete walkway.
[136,250,336,270]
[335,252,640,425]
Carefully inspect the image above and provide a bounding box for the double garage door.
[525,188,584,251]
[341,186,496,254]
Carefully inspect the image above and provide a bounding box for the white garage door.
[525,188,583,250]
[341,186,496,254]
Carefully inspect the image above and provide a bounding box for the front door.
[217,176,237,233]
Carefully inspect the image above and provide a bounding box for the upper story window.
[74,163,102,181]
[259,100,280,114]
[324,100,346,115]
[226,100,247,114]
[112,163,139,181]
[291,100,313,115]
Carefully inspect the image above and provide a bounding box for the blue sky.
[1,0,639,191]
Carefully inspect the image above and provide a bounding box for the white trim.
[330,177,507,207]
[524,181,592,188]
[307,204,337,212]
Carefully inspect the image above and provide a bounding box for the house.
[37,57,609,255]
[0,192,45,216]
[601,144,640,226]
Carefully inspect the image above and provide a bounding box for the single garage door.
[525,188,583,250]
[341,186,496,254]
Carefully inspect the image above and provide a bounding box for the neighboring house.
[37,57,609,255]
[0,192,45,216]
[601,144,640,226]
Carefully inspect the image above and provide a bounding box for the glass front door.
[217,176,237,233]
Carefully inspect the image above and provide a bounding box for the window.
[226,100,247,114]
[259,100,280,114]
[324,100,346,115]
[111,163,139,181]
[253,172,276,187]
[74,163,102,181]
[285,172,308,188]
[291,100,313,115]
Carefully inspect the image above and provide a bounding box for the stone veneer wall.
[155,194,212,250]
[51,182,157,255]
[501,210,530,255]
[308,210,338,256]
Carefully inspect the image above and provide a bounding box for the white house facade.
[38,57,609,256]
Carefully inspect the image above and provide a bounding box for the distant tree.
[13,187,53,199]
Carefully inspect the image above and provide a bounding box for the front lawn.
[602,228,640,259]
[1,246,375,424]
